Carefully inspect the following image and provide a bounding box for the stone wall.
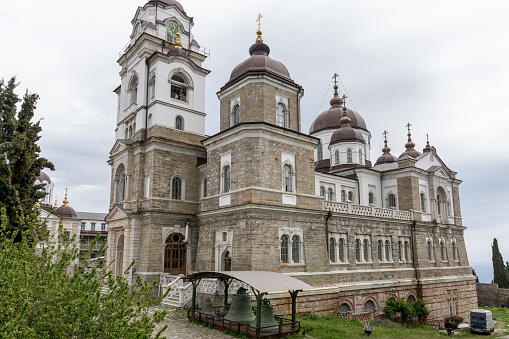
[477,283,509,307]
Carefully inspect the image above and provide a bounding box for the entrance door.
[116,234,124,277]
[223,251,231,271]
[164,233,187,275]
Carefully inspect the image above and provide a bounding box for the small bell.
[201,297,213,316]
[252,298,279,332]
[224,287,256,325]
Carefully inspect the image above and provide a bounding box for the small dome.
[37,170,52,183]
[228,41,292,84]
[375,153,398,165]
[309,107,367,134]
[147,0,186,14]
[330,127,365,145]
[55,205,77,219]
[398,149,421,159]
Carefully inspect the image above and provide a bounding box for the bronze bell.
[201,297,213,316]
[252,298,279,332]
[220,303,230,317]
[224,287,255,325]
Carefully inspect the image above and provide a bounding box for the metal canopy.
[183,271,313,293]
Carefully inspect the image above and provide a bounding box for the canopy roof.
[184,271,313,294]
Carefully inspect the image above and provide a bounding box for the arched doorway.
[223,250,231,271]
[116,234,124,277]
[164,233,187,276]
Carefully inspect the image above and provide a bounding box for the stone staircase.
[160,274,193,308]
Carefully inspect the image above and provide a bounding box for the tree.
[0,206,168,338]
[0,77,54,237]
[492,238,509,288]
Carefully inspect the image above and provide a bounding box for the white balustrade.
[324,202,414,221]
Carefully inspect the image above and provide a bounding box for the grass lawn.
[288,307,509,338]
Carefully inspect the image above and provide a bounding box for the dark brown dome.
[375,153,398,165]
[37,170,52,183]
[228,41,292,84]
[309,107,367,134]
[330,127,365,145]
[55,205,77,219]
[398,150,421,159]
[147,0,186,14]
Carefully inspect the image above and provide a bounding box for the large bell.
[220,303,230,317]
[252,298,279,332]
[224,287,255,325]
[201,297,213,316]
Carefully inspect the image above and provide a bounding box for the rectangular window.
[101,223,106,231]
[81,222,86,230]
[91,223,96,231]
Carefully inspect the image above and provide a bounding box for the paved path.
[152,307,233,339]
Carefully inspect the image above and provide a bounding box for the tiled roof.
[76,212,108,221]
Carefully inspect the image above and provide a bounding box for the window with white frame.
[91,223,96,231]
[341,190,346,202]
[317,142,323,161]
[452,240,458,261]
[385,240,390,261]
[398,241,403,261]
[81,222,85,231]
[335,150,340,165]
[276,103,289,128]
[348,191,353,202]
[388,193,396,208]
[355,239,361,262]
[339,238,345,262]
[359,149,363,163]
[347,148,353,163]
[292,235,300,263]
[101,223,106,231]
[129,75,138,106]
[279,228,304,265]
[329,238,336,262]
[175,116,184,130]
[420,193,426,212]
[363,239,369,262]
[427,239,434,261]
[320,186,325,197]
[280,235,289,263]
[378,240,383,261]
[283,164,293,192]
[440,240,447,261]
[327,188,334,201]
[368,192,374,205]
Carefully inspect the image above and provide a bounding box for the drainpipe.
[325,210,332,253]
[410,220,422,299]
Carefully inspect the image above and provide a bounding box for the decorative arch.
[362,296,378,312]
[386,191,397,208]
[406,293,417,303]
[114,164,127,204]
[221,248,232,271]
[128,73,139,106]
[164,232,187,275]
[170,175,184,200]
[337,298,354,314]
[168,68,195,88]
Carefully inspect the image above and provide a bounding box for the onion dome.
[398,123,421,159]
[309,79,367,134]
[329,90,365,146]
[227,26,292,85]
[147,0,186,15]
[54,189,77,219]
[37,170,52,183]
[375,131,397,165]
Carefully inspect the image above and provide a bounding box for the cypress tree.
[472,268,480,283]
[492,238,509,288]
[0,77,54,237]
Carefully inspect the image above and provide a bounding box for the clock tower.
[106,0,210,285]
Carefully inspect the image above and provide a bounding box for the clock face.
[167,23,178,41]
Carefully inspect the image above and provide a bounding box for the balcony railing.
[323,202,413,221]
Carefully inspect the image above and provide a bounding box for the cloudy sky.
[1,0,508,282]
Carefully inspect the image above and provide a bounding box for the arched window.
[359,149,363,163]
[427,241,433,261]
[335,150,340,165]
[283,164,292,192]
[347,148,353,163]
[202,177,207,198]
[320,186,325,197]
[170,74,187,101]
[164,233,187,275]
[398,241,403,261]
[407,295,416,303]
[341,190,346,203]
[339,238,345,262]
[232,104,240,126]
[339,303,350,313]
[129,126,133,138]
[171,177,182,200]
[364,300,375,311]
[378,240,383,261]
[317,142,323,161]
[175,116,184,130]
[404,241,409,261]
[280,235,289,263]
[329,238,336,262]
[276,103,288,128]
[368,192,374,205]
[129,76,138,106]
[348,191,353,202]
[388,193,396,208]
[327,188,334,201]
[363,239,369,261]
[420,193,426,212]
[223,165,231,193]
[385,240,390,261]
[292,235,300,263]
[117,173,126,203]
[437,194,441,215]
[355,239,360,262]
[125,128,128,139]
[440,241,446,261]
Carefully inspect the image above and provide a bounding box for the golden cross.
[256,13,263,30]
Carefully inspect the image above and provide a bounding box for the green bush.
[383,298,413,324]
[412,300,430,323]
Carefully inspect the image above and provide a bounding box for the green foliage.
[492,238,509,288]
[412,299,429,323]
[383,298,413,324]
[445,316,463,329]
[472,268,480,283]
[0,77,54,238]
[0,207,167,338]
